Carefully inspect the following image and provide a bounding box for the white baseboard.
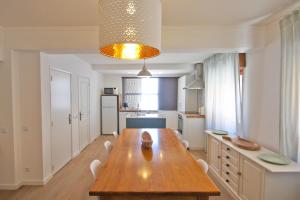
[0,182,22,190]
[72,151,80,158]
[0,174,54,190]
[42,174,53,185]
[22,179,45,186]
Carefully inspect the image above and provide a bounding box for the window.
[122,77,178,111]
[123,78,159,110]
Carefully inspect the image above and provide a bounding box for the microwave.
[104,87,118,95]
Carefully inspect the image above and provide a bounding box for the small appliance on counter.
[104,87,118,95]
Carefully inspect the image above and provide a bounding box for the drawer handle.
[226,147,230,151]
[226,156,230,159]
[226,179,230,183]
[237,172,242,176]
[226,172,230,175]
[217,156,221,159]
[226,164,230,167]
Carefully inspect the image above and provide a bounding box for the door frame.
[78,76,91,151]
[49,67,73,174]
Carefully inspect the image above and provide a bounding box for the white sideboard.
[206,131,300,200]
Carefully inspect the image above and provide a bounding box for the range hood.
[184,63,204,90]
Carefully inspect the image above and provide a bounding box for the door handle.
[79,112,82,121]
[69,114,72,124]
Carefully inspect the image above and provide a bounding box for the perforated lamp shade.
[99,0,162,60]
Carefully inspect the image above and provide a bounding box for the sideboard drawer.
[222,150,239,166]
[222,168,239,184]
[222,143,239,158]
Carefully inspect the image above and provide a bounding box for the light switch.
[22,126,29,132]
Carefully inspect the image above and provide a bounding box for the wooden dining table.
[89,128,220,200]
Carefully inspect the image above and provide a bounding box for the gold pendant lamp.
[98,0,162,60]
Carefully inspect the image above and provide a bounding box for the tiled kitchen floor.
[0,135,233,200]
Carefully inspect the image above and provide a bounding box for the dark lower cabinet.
[126,118,166,128]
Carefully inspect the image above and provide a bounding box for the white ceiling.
[92,63,195,76]
[75,52,214,75]
[76,52,213,65]
[0,0,297,26]
[1,0,297,75]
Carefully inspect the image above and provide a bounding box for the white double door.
[50,70,90,173]
[50,69,72,173]
[78,77,90,151]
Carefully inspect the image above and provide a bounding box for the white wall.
[163,25,265,52]
[243,21,281,152]
[40,53,101,180]
[12,51,44,184]
[0,21,279,188]
[102,74,123,94]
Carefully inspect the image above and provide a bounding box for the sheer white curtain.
[280,10,300,163]
[204,53,242,136]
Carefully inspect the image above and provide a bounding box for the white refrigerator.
[101,95,119,135]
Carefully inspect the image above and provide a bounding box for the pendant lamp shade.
[99,0,162,60]
[137,64,152,77]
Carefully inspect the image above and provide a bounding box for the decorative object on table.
[222,136,261,151]
[211,130,228,135]
[141,146,153,161]
[98,0,161,60]
[257,153,292,165]
[137,59,152,77]
[141,131,153,149]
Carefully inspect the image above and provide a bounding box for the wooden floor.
[0,135,233,200]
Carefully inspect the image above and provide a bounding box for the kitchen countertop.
[119,108,158,113]
[126,113,166,119]
[179,111,205,118]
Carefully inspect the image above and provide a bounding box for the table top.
[89,128,220,196]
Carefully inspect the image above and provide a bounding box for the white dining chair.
[112,131,118,138]
[182,139,189,150]
[197,159,209,173]
[173,129,181,139]
[104,140,113,154]
[90,159,101,180]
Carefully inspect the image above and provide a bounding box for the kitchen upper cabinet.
[208,135,221,174]
[239,157,264,200]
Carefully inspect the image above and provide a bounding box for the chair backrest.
[104,140,113,153]
[112,131,118,138]
[182,139,189,150]
[173,130,181,139]
[197,159,209,173]
[90,159,101,180]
